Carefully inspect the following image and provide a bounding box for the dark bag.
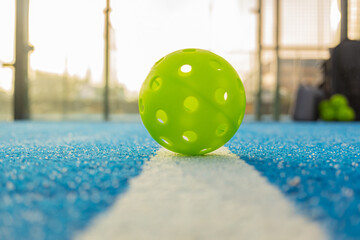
[331,40,360,120]
[292,84,324,121]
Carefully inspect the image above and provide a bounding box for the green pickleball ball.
[320,107,336,121]
[319,100,331,111]
[330,94,348,109]
[319,100,335,121]
[337,106,356,121]
[139,48,246,155]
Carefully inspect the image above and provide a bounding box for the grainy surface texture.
[0,122,360,240]
[78,147,326,240]
[228,122,360,240]
[0,122,157,240]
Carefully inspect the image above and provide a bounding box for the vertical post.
[13,0,32,120]
[340,0,348,41]
[103,0,110,121]
[273,0,281,121]
[254,0,263,121]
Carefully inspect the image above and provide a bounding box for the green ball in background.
[319,100,331,111]
[337,106,356,121]
[330,94,348,109]
[139,49,246,155]
[320,106,336,121]
[319,100,335,121]
[318,94,356,122]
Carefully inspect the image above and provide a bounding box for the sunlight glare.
[29,0,104,79]
[331,0,341,32]
[0,0,15,92]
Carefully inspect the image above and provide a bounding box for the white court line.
[77,147,327,240]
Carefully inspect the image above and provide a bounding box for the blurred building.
[0,88,12,120]
[260,58,324,114]
[349,0,360,40]
[1,0,360,121]
[29,70,137,120]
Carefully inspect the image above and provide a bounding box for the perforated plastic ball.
[337,106,355,121]
[330,94,348,109]
[320,106,336,121]
[139,48,246,155]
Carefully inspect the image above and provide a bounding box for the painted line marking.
[77,147,327,240]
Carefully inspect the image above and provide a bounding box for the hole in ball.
[199,148,212,154]
[182,131,198,142]
[238,114,244,126]
[156,109,168,124]
[214,88,228,104]
[160,137,172,146]
[236,77,244,91]
[183,49,196,52]
[180,64,192,73]
[183,96,199,113]
[155,57,164,65]
[209,59,222,71]
[139,98,145,113]
[150,76,162,91]
[216,123,229,136]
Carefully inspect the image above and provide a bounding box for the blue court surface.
[1,121,360,240]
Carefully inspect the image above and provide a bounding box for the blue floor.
[0,122,158,240]
[1,122,360,239]
[228,122,360,240]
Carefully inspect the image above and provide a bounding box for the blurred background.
[0,0,359,121]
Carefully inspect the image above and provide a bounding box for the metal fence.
[0,0,359,121]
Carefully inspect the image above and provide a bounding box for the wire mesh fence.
[0,0,359,121]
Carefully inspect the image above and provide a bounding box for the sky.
[0,0,339,94]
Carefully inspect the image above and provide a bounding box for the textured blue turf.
[0,122,158,240]
[1,122,360,240]
[227,122,360,240]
